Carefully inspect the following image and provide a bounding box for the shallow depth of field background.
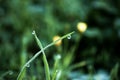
[0,0,120,80]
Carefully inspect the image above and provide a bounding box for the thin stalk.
[33,31,50,80]
[52,55,61,80]
[52,70,58,80]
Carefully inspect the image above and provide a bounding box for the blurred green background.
[0,0,120,80]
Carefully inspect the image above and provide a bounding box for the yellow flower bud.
[53,36,62,46]
[77,22,87,33]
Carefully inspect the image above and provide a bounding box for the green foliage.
[0,0,120,79]
[17,31,74,80]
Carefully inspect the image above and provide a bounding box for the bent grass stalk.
[17,31,75,80]
[33,31,50,80]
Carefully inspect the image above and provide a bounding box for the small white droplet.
[56,55,61,59]
[67,35,71,39]
[26,64,30,67]
[32,30,35,35]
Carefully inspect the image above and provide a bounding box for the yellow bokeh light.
[53,36,62,46]
[77,22,87,33]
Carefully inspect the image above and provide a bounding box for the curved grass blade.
[17,31,75,80]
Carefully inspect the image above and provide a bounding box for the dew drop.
[56,55,61,59]
[32,30,35,35]
[26,64,30,67]
[67,35,71,39]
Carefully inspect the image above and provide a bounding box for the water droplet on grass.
[67,35,71,39]
[32,30,35,35]
[26,64,30,67]
[56,55,61,59]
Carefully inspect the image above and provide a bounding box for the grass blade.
[17,31,75,80]
[33,31,50,80]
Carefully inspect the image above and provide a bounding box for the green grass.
[33,30,50,80]
[17,31,75,80]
